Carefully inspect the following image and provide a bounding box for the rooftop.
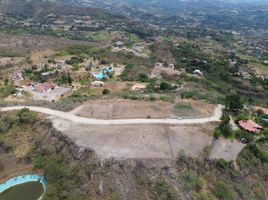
[238,119,263,133]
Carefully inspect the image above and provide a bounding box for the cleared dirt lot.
[52,118,215,159]
[72,99,215,119]
[210,138,246,161]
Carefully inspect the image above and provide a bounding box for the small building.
[229,60,237,66]
[35,82,57,93]
[56,60,66,67]
[91,81,104,87]
[238,119,263,133]
[114,41,124,47]
[193,69,203,76]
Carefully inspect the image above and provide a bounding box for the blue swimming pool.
[0,174,46,199]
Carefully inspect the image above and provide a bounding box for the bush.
[179,170,199,192]
[149,178,174,200]
[214,124,233,139]
[138,73,149,82]
[212,181,234,200]
[17,108,38,123]
[102,89,111,95]
[33,155,45,168]
[0,116,13,133]
[175,103,192,110]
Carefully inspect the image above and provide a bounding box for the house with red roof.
[238,119,263,133]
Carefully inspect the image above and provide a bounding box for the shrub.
[217,159,230,171]
[102,89,111,95]
[33,155,46,168]
[0,116,13,133]
[175,103,192,110]
[212,181,234,200]
[221,112,230,125]
[17,108,38,123]
[149,178,174,200]
[179,170,199,192]
[160,82,172,91]
[138,73,149,82]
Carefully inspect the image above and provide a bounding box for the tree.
[225,94,244,112]
[17,108,38,123]
[221,112,230,125]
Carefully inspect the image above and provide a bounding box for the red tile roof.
[238,119,263,133]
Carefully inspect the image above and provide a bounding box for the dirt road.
[0,105,224,125]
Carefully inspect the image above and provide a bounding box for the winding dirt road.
[0,105,224,125]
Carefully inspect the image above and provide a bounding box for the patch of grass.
[175,103,192,110]
[179,169,199,192]
[149,178,174,200]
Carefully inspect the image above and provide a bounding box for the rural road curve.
[0,105,224,125]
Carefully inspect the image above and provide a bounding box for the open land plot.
[0,57,25,66]
[71,99,215,119]
[29,87,72,102]
[210,138,246,162]
[0,34,103,55]
[52,118,216,160]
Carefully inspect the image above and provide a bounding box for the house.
[229,60,237,66]
[239,66,255,79]
[56,60,66,67]
[193,69,203,76]
[131,83,146,91]
[238,119,263,133]
[115,41,124,47]
[10,70,23,82]
[240,71,251,79]
[93,67,114,79]
[91,81,104,87]
[35,82,57,93]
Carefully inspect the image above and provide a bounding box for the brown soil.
[72,99,215,119]
[53,118,216,160]
[72,99,173,119]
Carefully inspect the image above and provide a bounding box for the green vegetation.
[175,103,192,110]
[0,108,37,134]
[225,94,244,113]
[179,169,199,192]
[212,181,235,200]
